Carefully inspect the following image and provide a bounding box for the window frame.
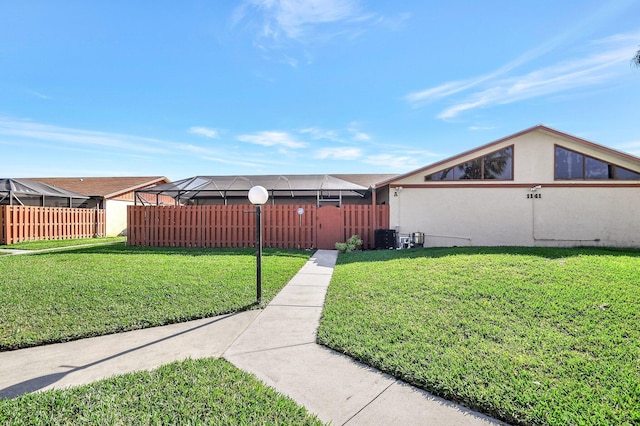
[424,145,514,182]
[554,144,640,181]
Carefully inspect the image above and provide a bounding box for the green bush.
[335,235,363,253]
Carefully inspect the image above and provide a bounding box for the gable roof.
[27,176,169,198]
[378,125,640,186]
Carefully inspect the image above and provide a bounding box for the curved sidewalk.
[224,250,503,425]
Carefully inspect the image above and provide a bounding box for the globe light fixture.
[248,186,269,303]
[248,185,269,206]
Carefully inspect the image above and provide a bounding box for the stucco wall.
[387,129,640,247]
[105,199,131,236]
[390,186,640,247]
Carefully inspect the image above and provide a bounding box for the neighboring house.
[377,125,640,248]
[136,174,397,207]
[29,176,170,236]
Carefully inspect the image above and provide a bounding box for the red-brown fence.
[0,206,106,245]
[127,204,389,249]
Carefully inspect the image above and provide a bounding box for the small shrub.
[335,235,363,253]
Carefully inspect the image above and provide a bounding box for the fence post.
[1,206,7,245]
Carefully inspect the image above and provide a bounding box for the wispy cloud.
[202,156,266,168]
[406,30,640,120]
[346,122,372,142]
[315,147,362,160]
[235,0,369,42]
[0,117,169,154]
[300,125,371,143]
[468,125,496,131]
[364,153,423,171]
[300,126,341,141]
[403,29,569,107]
[26,90,51,100]
[438,44,635,119]
[237,130,307,148]
[189,126,220,139]
[351,131,370,141]
[0,117,271,170]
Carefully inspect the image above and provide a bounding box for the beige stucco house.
[377,125,640,248]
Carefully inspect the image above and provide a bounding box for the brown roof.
[27,176,169,198]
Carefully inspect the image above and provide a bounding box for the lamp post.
[248,185,269,303]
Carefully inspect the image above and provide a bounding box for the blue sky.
[1,1,639,181]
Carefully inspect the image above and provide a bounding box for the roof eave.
[104,177,170,199]
[379,124,640,186]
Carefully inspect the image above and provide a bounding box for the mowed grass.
[0,243,309,350]
[0,358,323,425]
[317,247,640,426]
[0,237,125,250]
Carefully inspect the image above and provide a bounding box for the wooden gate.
[316,206,344,249]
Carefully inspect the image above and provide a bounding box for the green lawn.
[0,243,309,350]
[0,358,323,425]
[0,237,125,250]
[317,247,640,426]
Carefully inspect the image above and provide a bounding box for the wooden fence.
[0,206,106,245]
[127,204,389,249]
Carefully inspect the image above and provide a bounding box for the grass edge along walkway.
[1,244,310,351]
[318,246,640,426]
[0,357,324,425]
[0,237,126,250]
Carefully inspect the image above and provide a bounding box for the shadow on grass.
[0,311,255,399]
[0,299,262,353]
[336,245,640,265]
[26,243,312,259]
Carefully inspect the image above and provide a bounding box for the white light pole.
[248,186,269,303]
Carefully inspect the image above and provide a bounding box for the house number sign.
[526,193,542,199]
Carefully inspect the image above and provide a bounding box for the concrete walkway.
[225,250,502,425]
[0,249,503,425]
[0,311,260,399]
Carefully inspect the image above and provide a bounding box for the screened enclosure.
[134,175,375,207]
[0,178,89,207]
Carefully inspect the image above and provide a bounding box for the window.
[425,146,513,181]
[455,159,482,180]
[484,147,513,179]
[425,168,453,181]
[585,157,613,179]
[555,147,583,179]
[555,145,640,180]
[617,167,640,180]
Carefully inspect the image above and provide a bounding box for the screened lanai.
[134,175,375,207]
[0,178,89,207]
